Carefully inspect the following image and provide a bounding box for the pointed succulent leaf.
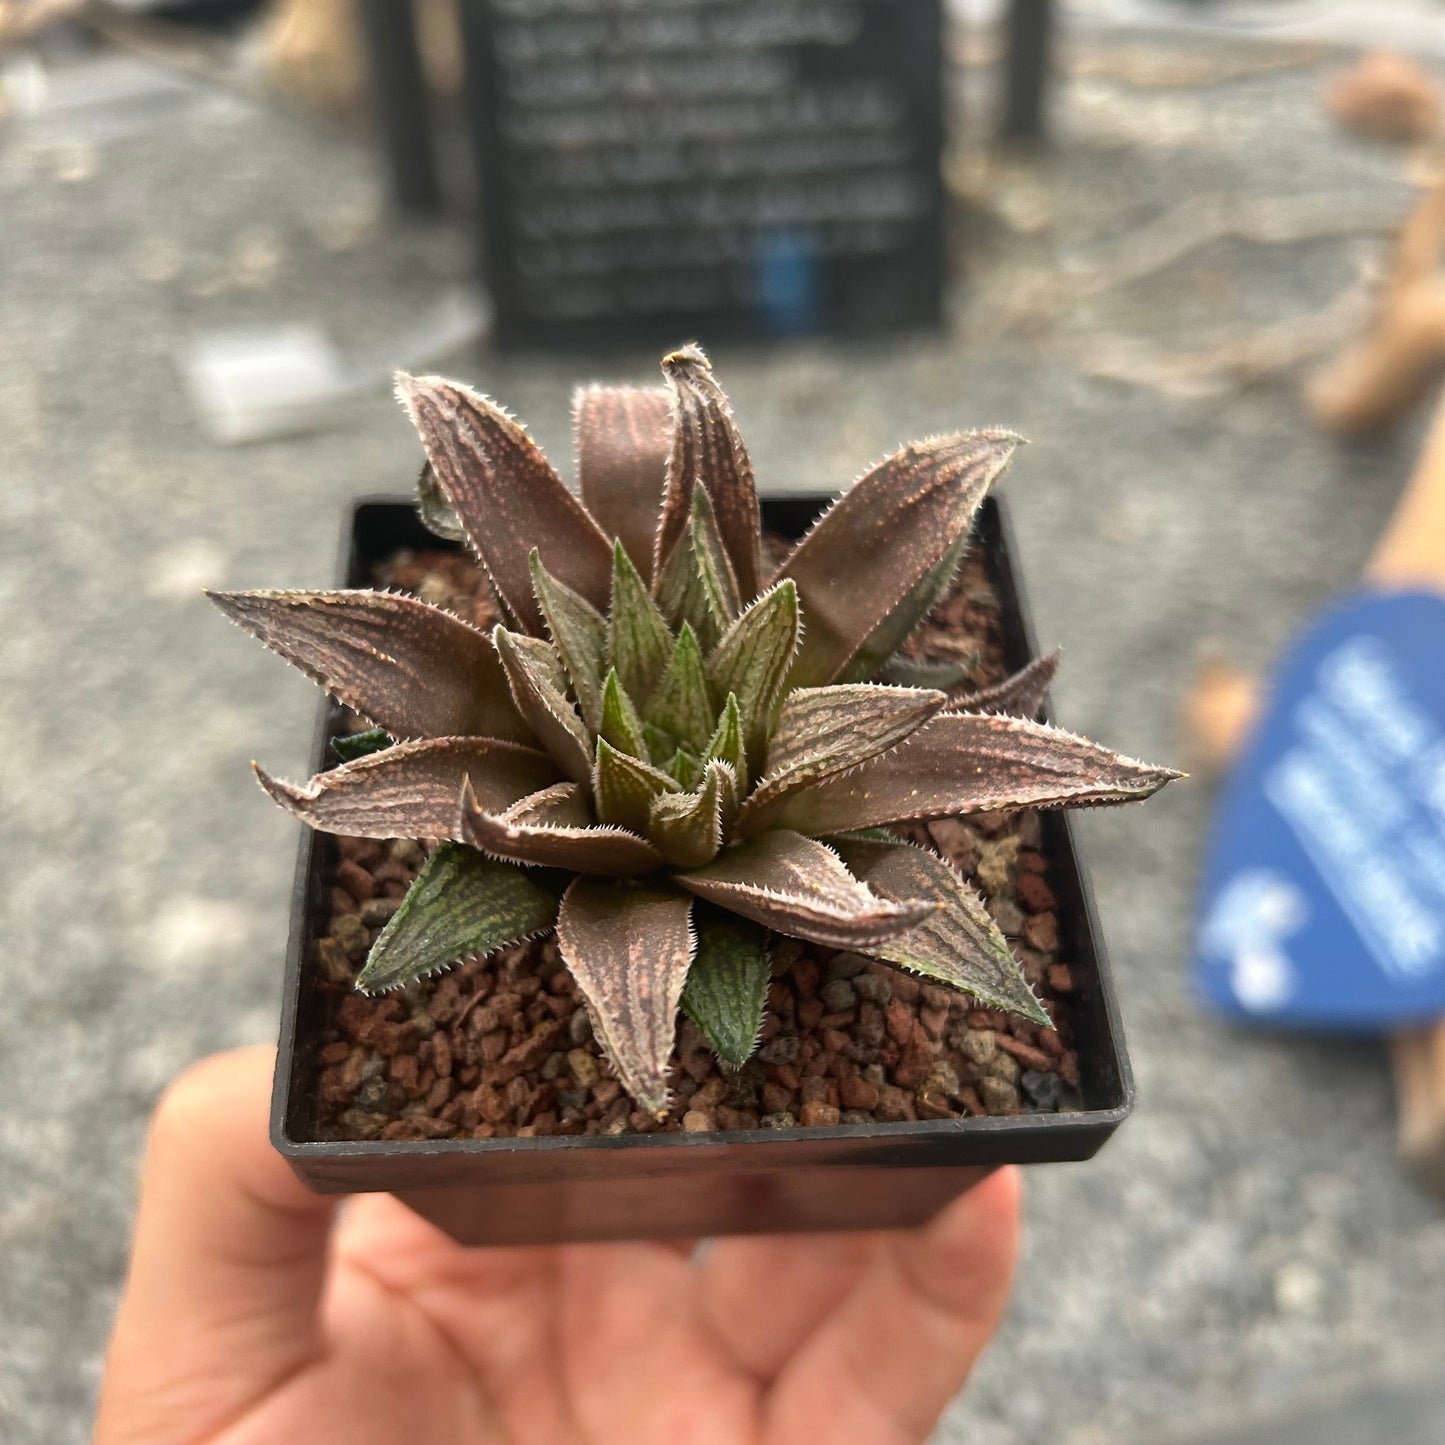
[706,580,800,764]
[460,779,662,875]
[648,760,736,867]
[395,373,613,632]
[643,721,677,764]
[703,692,747,782]
[841,533,969,684]
[493,627,592,784]
[555,878,695,1116]
[594,737,680,833]
[530,550,607,732]
[331,726,392,762]
[680,910,772,1067]
[949,650,1061,719]
[780,431,1021,688]
[773,713,1182,834]
[736,684,947,833]
[653,524,713,646]
[208,589,533,744]
[655,345,762,600]
[686,483,743,645]
[609,540,673,703]
[415,461,467,542]
[669,745,702,790]
[831,836,1050,1024]
[647,623,714,752]
[600,667,649,759]
[573,384,672,581]
[675,831,936,950]
[356,842,559,993]
[878,656,978,690]
[254,736,556,840]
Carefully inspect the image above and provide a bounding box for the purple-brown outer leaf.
[949,650,1061,718]
[772,713,1182,834]
[574,384,672,581]
[255,736,556,840]
[655,345,762,600]
[842,533,968,684]
[208,589,532,744]
[556,878,695,1116]
[780,431,1021,688]
[493,628,593,783]
[831,836,1050,1024]
[396,373,613,633]
[736,684,946,833]
[675,831,936,950]
[460,780,663,875]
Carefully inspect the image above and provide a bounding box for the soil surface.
[308,542,1084,1141]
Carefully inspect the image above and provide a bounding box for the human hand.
[96,1046,1019,1445]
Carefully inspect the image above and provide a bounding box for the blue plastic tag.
[1196,590,1445,1028]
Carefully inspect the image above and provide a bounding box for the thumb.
[95,1047,338,1444]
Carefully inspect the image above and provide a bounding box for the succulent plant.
[211,346,1178,1116]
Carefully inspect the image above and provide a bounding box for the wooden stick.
[1308,182,1445,436]
[1188,391,1445,1197]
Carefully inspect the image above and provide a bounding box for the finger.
[764,1168,1021,1445]
[96,1047,337,1445]
[556,1241,758,1444]
[699,1231,881,1380]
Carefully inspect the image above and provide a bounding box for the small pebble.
[757,1033,800,1066]
[980,1076,1020,1112]
[359,897,398,927]
[568,1049,600,1088]
[825,952,870,980]
[854,972,892,1004]
[961,1029,997,1067]
[1020,1070,1063,1109]
[799,1100,841,1128]
[820,978,857,1012]
[567,1009,593,1046]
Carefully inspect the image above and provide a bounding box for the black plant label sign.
[460,0,944,348]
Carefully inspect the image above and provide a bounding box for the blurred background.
[2,0,1444,1441]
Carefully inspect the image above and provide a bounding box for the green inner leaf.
[686,484,742,648]
[609,539,673,703]
[530,549,607,732]
[356,843,560,993]
[703,692,747,783]
[600,667,649,759]
[706,580,800,764]
[646,623,714,752]
[594,737,679,833]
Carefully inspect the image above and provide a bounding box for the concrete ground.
[1,10,1442,1444]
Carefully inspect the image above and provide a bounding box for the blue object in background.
[756,229,823,338]
[1196,591,1445,1028]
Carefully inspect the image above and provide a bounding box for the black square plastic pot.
[269,495,1135,1245]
